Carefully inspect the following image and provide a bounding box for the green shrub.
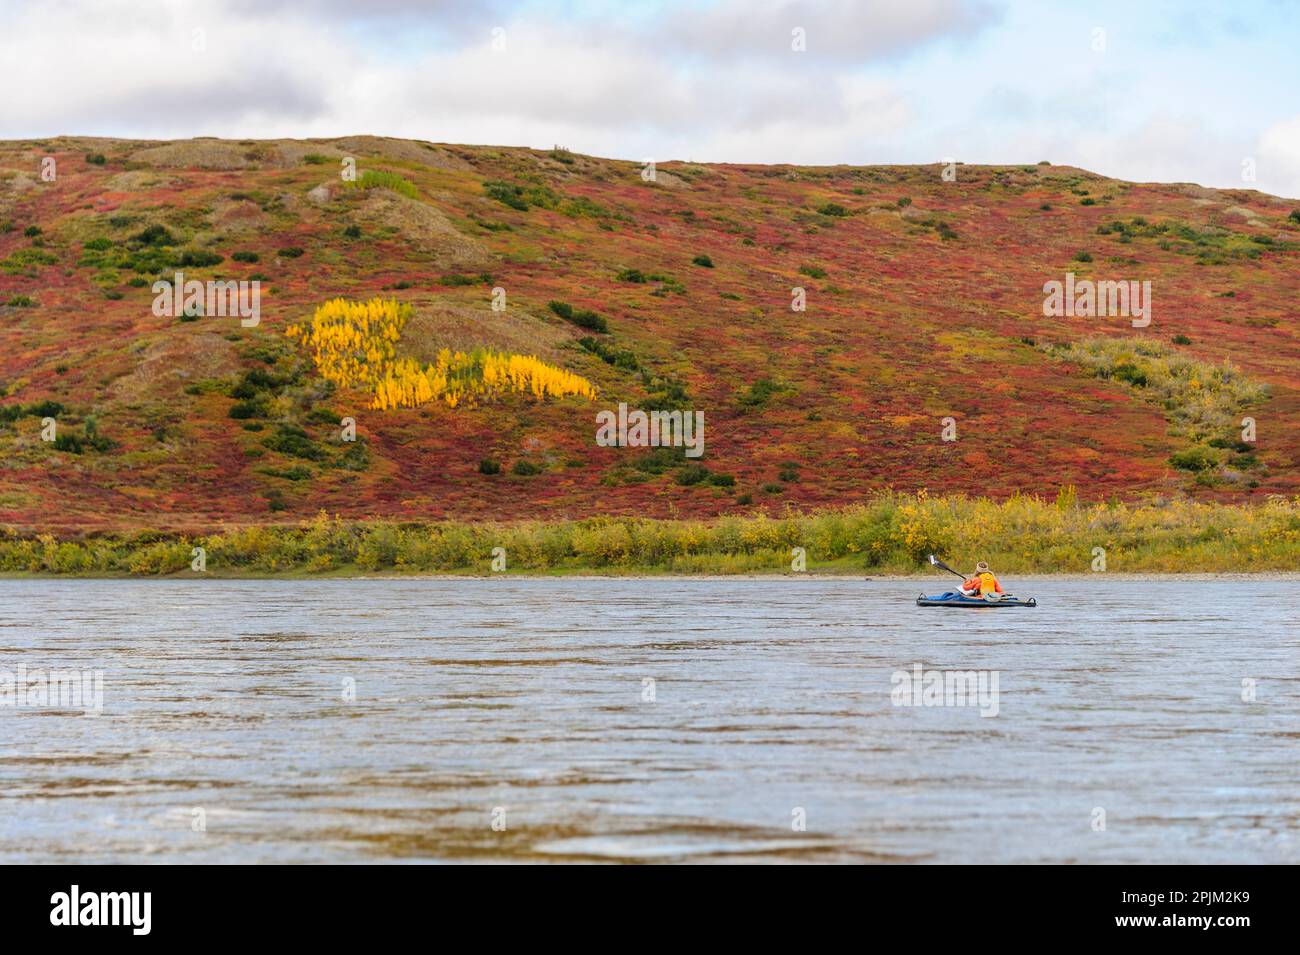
[577,337,638,370]
[1170,445,1219,472]
[675,464,711,485]
[26,400,65,418]
[279,246,305,258]
[1073,250,1093,262]
[83,237,113,251]
[133,224,175,246]
[52,433,83,453]
[303,154,330,165]
[1172,334,1192,345]
[344,169,419,199]
[522,183,562,210]
[512,459,542,476]
[1208,436,1253,452]
[343,225,362,239]
[692,254,714,268]
[548,300,607,332]
[264,423,327,461]
[263,465,312,481]
[228,400,264,419]
[232,251,259,263]
[738,377,784,408]
[242,367,282,389]
[178,250,223,268]
[52,428,111,454]
[336,443,369,471]
[305,407,341,425]
[85,153,107,165]
[24,226,42,238]
[439,272,492,287]
[479,458,501,475]
[799,264,826,279]
[6,295,35,307]
[1110,363,1147,387]
[484,180,529,210]
[0,247,59,272]
[817,202,847,217]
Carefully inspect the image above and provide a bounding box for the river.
[0,576,1294,863]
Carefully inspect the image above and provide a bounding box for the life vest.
[963,572,1003,596]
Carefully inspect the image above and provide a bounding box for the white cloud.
[1256,116,1300,201]
[0,0,925,162]
[653,0,997,61]
[0,0,1295,198]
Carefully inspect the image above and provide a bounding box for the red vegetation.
[0,137,1296,531]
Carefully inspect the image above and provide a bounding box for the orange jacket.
[963,572,1003,596]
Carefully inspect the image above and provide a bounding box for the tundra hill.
[0,135,1297,532]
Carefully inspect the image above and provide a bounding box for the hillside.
[1,135,1297,532]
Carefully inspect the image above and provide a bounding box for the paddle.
[927,554,968,581]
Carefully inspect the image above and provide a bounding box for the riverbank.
[2,493,1296,576]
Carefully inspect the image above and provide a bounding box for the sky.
[3,0,1299,197]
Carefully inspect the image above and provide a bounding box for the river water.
[0,577,1295,863]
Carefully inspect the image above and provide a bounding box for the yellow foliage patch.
[286,297,596,410]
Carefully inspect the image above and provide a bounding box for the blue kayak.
[917,591,1036,608]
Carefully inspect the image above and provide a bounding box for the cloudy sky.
[4,0,1299,196]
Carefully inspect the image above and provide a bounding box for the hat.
[975,561,991,574]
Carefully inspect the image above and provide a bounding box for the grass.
[343,170,420,199]
[3,493,1296,576]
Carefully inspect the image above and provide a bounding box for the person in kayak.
[960,561,1003,598]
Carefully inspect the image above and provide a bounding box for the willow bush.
[2,493,1297,575]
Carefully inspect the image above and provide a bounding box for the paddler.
[960,561,1003,598]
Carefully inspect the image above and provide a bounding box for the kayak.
[916,591,1037,608]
